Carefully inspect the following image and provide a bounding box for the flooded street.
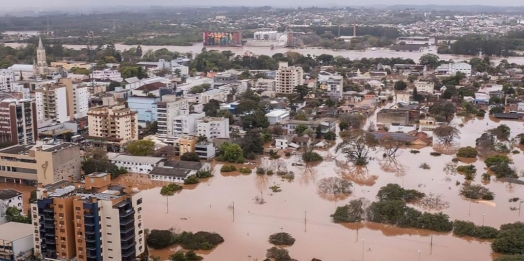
[117,115,523,261]
[4,42,524,64]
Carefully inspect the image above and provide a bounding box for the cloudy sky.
[4,0,523,10]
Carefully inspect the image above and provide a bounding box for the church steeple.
[38,37,44,50]
[36,36,47,75]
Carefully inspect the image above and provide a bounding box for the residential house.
[414,81,435,93]
[396,93,411,103]
[0,189,23,225]
[131,82,165,97]
[292,136,311,148]
[280,119,336,135]
[377,109,409,128]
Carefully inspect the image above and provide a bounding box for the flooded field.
[2,115,523,260]
[137,115,524,261]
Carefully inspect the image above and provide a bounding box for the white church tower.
[35,37,48,75]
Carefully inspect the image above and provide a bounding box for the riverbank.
[5,42,524,64]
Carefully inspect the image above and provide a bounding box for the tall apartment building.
[0,69,15,91]
[0,142,81,185]
[275,62,304,94]
[0,99,38,145]
[31,173,145,261]
[196,117,230,139]
[156,97,189,138]
[322,76,344,100]
[173,112,205,137]
[87,104,138,150]
[35,78,89,124]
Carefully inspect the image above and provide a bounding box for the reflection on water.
[335,160,379,186]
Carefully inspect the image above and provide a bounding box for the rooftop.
[0,222,33,241]
[150,166,191,178]
[0,145,33,155]
[265,109,289,117]
[107,153,165,165]
[164,160,203,170]
[86,172,110,178]
[0,188,22,200]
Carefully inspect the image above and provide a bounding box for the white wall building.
[200,89,228,104]
[275,62,304,94]
[414,81,435,93]
[265,109,290,125]
[173,112,206,137]
[107,153,165,174]
[436,63,472,77]
[0,222,34,260]
[0,189,23,225]
[35,84,70,123]
[321,76,344,99]
[255,78,276,91]
[0,69,15,92]
[92,69,123,82]
[74,85,89,118]
[157,97,190,138]
[196,117,230,139]
[150,161,211,183]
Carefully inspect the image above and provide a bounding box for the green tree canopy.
[126,140,155,156]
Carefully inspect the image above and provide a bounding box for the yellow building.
[50,61,91,71]
[32,173,145,261]
[87,104,138,151]
[178,136,198,155]
[0,142,81,185]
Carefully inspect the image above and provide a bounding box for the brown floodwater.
[141,114,524,261]
[2,115,524,261]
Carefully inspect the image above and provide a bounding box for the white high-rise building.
[275,62,303,94]
[35,78,89,124]
[173,112,206,137]
[156,97,190,137]
[196,117,230,139]
[322,76,344,100]
[0,69,15,91]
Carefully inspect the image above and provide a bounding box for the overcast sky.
[4,0,524,10]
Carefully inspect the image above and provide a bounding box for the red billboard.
[203,31,242,47]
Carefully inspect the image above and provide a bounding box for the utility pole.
[232,201,235,222]
[304,211,307,232]
[361,239,365,261]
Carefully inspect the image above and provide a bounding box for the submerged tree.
[331,198,370,223]
[433,126,460,144]
[336,130,378,165]
[317,177,353,201]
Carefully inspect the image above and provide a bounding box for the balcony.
[121,241,136,250]
[119,209,135,218]
[120,230,135,241]
[121,249,136,258]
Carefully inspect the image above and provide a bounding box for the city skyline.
[3,1,524,10]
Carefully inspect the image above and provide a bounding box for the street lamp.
[482,214,485,226]
[519,201,523,216]
[418,250,421,261]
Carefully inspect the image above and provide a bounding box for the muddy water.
[138,115,523,261]
[1,115,523,260]
[4,42,524,64]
